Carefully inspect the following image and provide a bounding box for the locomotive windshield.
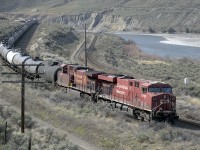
[148,88,160,93]
[162,87,172,93]
[149,87,172,93]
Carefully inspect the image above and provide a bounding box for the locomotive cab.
[148,83,178,121]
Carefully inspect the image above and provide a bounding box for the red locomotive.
[57,64,178,122]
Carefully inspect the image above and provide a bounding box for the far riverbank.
[115,32,200,59]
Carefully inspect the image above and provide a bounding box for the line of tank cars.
[0,19,178,123]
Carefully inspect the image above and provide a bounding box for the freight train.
[0,19,179,123]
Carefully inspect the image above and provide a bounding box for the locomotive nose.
[153,94,176,111]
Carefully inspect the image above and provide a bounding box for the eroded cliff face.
[44,9,200,33]
[44,12,146,32]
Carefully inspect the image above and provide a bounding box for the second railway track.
[72,33,119,73]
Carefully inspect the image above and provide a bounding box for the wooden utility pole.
[21,62,25,133]
[85,23,87,67]
[4,121,7,144]
[28,137,32,150]
[1,63,44,133]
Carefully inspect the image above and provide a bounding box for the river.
[116,32,200,59]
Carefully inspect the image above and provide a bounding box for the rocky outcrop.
[45,12,146,32]
[45,6,200,33]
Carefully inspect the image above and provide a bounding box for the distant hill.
[1,0,200,33]
[0,0,66,11]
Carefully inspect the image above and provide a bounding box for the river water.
[116,33,200,59]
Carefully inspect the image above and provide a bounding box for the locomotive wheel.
[132,109,138,119]
[143,113,151,122]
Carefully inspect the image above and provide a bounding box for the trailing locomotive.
[0,19,178,123]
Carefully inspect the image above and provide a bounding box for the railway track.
[86,35,104,70]
[72,41,85,65]
[176,118,200,129]
[72,33,119,73]
[87,34,119,73]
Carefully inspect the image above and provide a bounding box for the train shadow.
[173,120,200,131]
[120,110,200,131]
[14,23,39,51]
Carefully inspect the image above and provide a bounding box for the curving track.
[87,35,119,73]
[71,33,118,73]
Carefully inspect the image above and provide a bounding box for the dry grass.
[176,96,200,122]
[137,60,170,65]
[189,97,200,106]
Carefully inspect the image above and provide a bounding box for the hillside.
[1,0,200,32]
[0,0,65,12]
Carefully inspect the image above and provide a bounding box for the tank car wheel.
[85,94,90,100]
[108,102,115,110]
[92,94,98,103]
[80,93,85,98]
